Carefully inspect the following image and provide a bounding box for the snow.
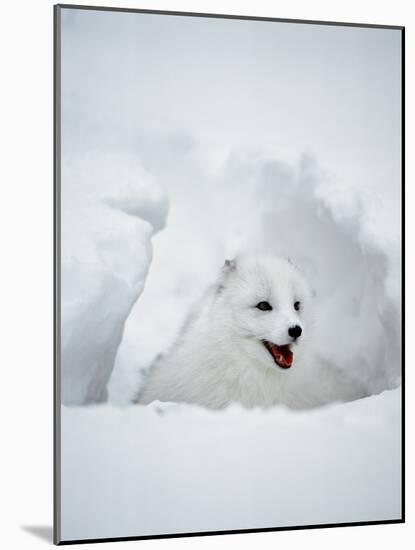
[58,8,402,543]
[61,153,168,404]
[61,389,401,541]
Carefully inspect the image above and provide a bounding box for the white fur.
[138,255,365,409]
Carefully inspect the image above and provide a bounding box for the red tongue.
[270,343,293,368]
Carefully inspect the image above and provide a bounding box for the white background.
[0,0,410,549]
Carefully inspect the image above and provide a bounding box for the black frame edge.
[58,519,404,546]
[53,3,62,546]
[55,3,404,31]
[400,26,405,524]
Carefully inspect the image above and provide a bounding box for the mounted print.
[54,4,404,545]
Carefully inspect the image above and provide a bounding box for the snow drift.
[60,152,168,405]
[61,389,401,541]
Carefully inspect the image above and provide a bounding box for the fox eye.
[256,301,272,311]
[294,301,301,311]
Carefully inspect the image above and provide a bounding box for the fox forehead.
[227,256,309,305]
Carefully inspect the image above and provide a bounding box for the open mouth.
[262,340,293,369]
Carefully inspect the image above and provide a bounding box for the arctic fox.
[138,255,365,409]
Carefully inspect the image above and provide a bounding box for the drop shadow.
[21,525,53,544]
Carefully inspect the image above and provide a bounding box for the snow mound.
[61,389,401,541]
[61,153,168,405]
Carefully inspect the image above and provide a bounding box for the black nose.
[288,325,302,339]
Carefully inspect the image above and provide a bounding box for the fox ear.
[223,258,237,273]
[217,259,237,294]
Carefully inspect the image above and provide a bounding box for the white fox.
[138,255,364,409]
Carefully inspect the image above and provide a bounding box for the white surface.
[0,1,412,550]
[61,390,401,541]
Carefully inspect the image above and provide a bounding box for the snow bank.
[61,153,168,404]
[61,389,401,541]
